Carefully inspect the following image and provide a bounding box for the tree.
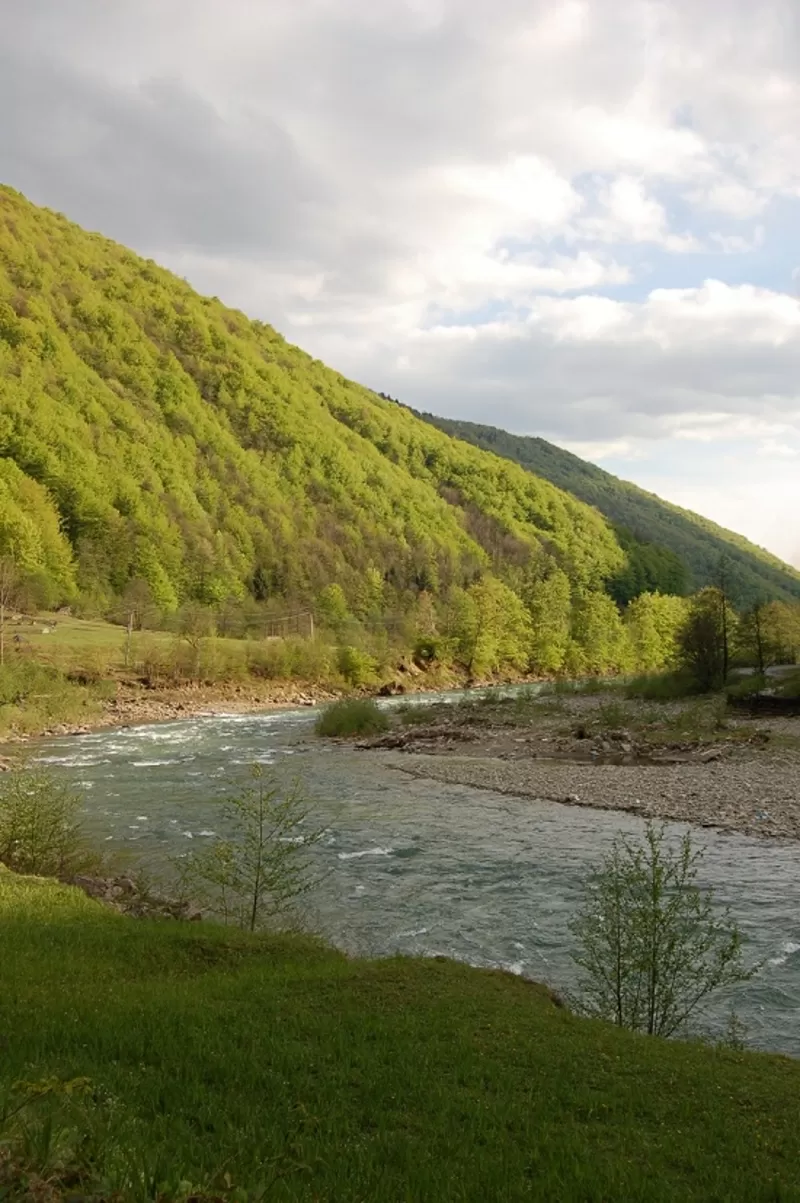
[625,592,688,672]
[761,601,800,665]
[177,601,216,679]
[0,766,93,878]
[678,588,736,691]
[716,555,732,682]
[735,601,772,675]
[449,577,532,677]
[570,822,755,1038]
[177,767,325,932]
[524,568,572,674]
[0,557,21,668]
[570,590,632,675]
[315,584,350,634]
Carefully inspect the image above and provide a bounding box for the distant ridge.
[415,413,800,608]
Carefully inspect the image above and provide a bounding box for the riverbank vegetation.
[3,867,800,1201]
[2,576,799,743]
[314,697,389,738]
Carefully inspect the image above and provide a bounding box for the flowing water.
[32,698,800,1056]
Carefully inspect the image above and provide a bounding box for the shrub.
[247,637,337,683]
[0,767,94,878]
[775,669,800,699]
[337,645,379,688]
[397,703,436,726]
[315,698,389,738]
[595,700,629,729]
[725,673,767,703]
[413,636,441,666]
[175,766,325,932]
[570,821,755,1038]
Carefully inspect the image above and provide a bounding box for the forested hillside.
[418,415,800,607]
[1,184,796,684]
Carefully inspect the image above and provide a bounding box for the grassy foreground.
[2,871,800,1202]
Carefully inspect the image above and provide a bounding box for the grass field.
[12,613,203,672]
[0,614,339,738]
[2,869,800,1201]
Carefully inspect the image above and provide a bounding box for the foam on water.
[769,941,800,967]
[132,759,184,768]
[337,846,394,860]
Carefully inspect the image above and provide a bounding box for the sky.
[2,0,800,565]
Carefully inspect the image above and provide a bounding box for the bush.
[775,669,800,699]
[247,637,336,683]
[315,698,389,738]
[725,673,767,702]
[337,645,379,688]
[570,821,755,1038]
[175,766,325,931]
[413,636,441,666]
[0,767,94,878]
[595,700,629,729]
[0,660,105,736]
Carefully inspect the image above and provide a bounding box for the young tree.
[177,601,216,679]
[177,767,326,931]
[0,767,92,878]
[570,822,755,1038]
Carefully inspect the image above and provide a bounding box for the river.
[32,698,800,1056]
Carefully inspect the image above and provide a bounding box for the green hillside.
[0,184,623,628]
[418,414,800,608]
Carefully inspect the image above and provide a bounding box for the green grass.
[315,697,389,738]
[2,870,800,1201]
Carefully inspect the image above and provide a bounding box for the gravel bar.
[378,749,800,841]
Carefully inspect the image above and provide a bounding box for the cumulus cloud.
[1,0,799,558]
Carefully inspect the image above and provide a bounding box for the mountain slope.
[0,185,626,624]
[417,414,800,607]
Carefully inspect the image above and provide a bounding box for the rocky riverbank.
[357,691,800,841]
